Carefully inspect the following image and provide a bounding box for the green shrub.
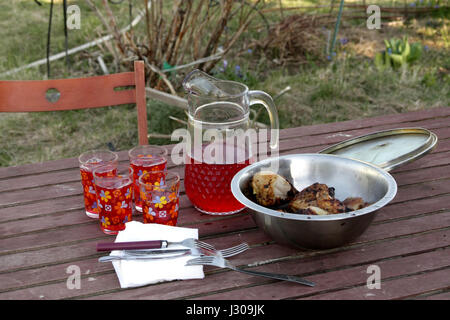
[374,36,423,71]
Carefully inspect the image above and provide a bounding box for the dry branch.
[254,13,332,65]
[86,0,265,93]
[145,87,188,110]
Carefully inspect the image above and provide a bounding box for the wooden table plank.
[1,118,448,195]
[301,267,450,300]
[1,204,447,284]
[1,140,448,227]
[373,194,450,223]
[1,110,448,189]
[2,206,447,299]
[2,156,449,238]
[0,106,448,180]
[1,107,449,300]
[2,227,448,300]
[1,114,449,229]
[82,229,450,300]
[414,290,450,300]
[190,248,450,300]
[1,118,448,212]
[277,106,450,141]
[1,174,449,258]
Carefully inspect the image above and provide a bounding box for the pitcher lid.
[183,69,247,98]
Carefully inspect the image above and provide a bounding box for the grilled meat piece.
[316,189,346,214]
[249,171,371,216]
[251,171,296,207]
[316,198,346,214]
[289,196,318,212]
[288,182,345,214]
[288,184,322,212]
[343,197,370,211]
[296,183,329,202]
[295,206,330,216]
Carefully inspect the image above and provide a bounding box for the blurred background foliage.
[0,0,448,166]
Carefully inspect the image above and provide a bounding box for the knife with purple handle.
[96,240,169,252]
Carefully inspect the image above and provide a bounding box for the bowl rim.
[231,153,398,221]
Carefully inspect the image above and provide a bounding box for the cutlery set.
[96,238,315,287]
[98,242,250,262]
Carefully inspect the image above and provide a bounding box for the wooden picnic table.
[1,106,449,301]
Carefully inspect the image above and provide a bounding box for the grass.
[0,0,449,167]
[213,14,449,127]
[0,102,187,166]
[259,41,449,127]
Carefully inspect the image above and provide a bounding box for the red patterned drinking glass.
[139,171,180,226]
[78,150,118,219]
[93,163,133,235]
[128,145,168,212]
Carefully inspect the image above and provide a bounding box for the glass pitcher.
[182,69,279,215]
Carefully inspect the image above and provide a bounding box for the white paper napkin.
[109,221,204,288]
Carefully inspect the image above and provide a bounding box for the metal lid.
[318,128,438,171]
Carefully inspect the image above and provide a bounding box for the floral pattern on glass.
[80,168,99,216]
[95,184,133,234]
[142,188,179,226]
[130,157,167,210]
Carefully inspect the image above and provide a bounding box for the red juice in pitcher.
[184,144,252,215]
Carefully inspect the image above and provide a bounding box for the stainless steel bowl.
[231,154,397,249]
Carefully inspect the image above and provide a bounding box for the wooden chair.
[0,60,148,145]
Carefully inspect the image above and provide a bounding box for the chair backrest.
[0,60,148,145]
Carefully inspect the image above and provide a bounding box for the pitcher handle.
[248,90,280,150]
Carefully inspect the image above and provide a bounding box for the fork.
[98,242,250,262]
[185,255,315,287]
[199,242,250,258]
[128,242,250,258]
